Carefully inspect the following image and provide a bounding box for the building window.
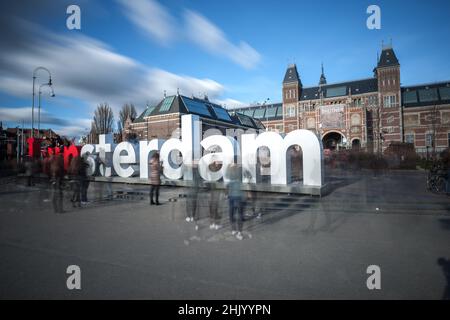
[405,133,415,146]
[426,133,434,147]
[275,124,283,132]
[383,95,397,108]
[353,98,362,107]
[286,105,296,117]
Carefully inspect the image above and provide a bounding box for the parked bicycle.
[426,162,448,194]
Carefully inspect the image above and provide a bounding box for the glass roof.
[276,107,283,117]
[252,118,265,129]
[182,97,212,117]
[236,113,254,127]
[253,108,266,119]
[159,96,175,112]
[243,109,254,117]
[211,105,232,122]
[265,106,278,118]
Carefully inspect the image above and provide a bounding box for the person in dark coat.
[68,156,81,208]
[225,163,244,240]
[50,154,64,213]
[149,152,162,205]
[208,161,222,229]
[79,155,90,204]
[186,162,201,229]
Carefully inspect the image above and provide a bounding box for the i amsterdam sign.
[32,115,325,191]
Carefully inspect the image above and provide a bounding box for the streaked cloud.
[116,0,175,45]
[0,16,225,136]
[184,10,261,69]
[116,0,261,69]
[214,98,247,110]
[0,107,91,137]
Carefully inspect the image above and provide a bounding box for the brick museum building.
[126,45,450,156]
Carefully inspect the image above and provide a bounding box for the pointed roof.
[377,46,399,68]
[283,64,301,85]
[319,63,327,85]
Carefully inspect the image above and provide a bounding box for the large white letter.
[95,134,114,177]
[198,135,238,182]
[139,139,165,179]
[160,115,201,181]
[241,130,323,186]
[113,142,137,178]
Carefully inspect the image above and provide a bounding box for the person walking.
[149,152,162,205]
[186,162,201,229]
[208,161,222,230]
[50,154,64,213]
[68,156,81,208]
[24,156,34,186]
[80,155,90,205]
[226,163,244,240]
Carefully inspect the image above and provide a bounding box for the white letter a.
[66,5,81,30]
[66,265,81,290]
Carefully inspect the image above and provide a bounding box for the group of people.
[24,154,91,213]
[148,152,260,241]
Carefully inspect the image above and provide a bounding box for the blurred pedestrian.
[242,169,260,219]
[80,155,90,205]
[50,154,64,213]
[24,156,34,186]
[97,156,113,200]
[68,156,81,208]
[226,163,244,240]
[149,152,162,205]
[208,161,222,230]
[186,162,201,229]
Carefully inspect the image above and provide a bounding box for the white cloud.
[0,107,91,138]
[116,0,261,69]
[214,98,247,110]
[184,10,261,69]
[116,0,175,45]
[0,17,224,111]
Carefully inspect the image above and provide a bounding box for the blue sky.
[1,0,450,138]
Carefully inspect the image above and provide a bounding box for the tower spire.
[319,62,327,85]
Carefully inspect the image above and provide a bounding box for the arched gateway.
[322,131,346,150]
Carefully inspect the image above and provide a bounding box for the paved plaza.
[0,170,449,299]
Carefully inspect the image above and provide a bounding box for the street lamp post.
[38,82,55,139]
[32,67,52,138]
[263,98,270,130]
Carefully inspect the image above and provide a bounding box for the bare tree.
[88,120,98,144]
[119,103,137,129]
[93,103,114,134]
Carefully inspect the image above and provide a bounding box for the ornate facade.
[234,45,450,155]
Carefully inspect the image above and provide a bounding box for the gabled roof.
[233,103,283,121]
[299,78,378,101]
[283,64,301,85]
[133,94,262,129]
[377,47,399,68]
